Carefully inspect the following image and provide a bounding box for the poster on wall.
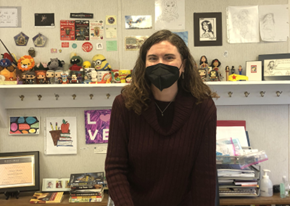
[75,20,90,40]
[9,116,40,135]
[45,117,77,155]
[34,13,55,28]
[90,20,104,40]
[125,15,152,29]
[0,7,21,28]
[155,0,185,30]
[60,20,75,41]
[84,110,111,144]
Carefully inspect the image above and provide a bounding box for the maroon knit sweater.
[105,90,217,206]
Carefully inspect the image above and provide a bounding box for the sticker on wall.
[32,33,47,47]
[9,116,40,135]
[14,32,29,46]
[45,117,77,155]
[72,43,77,49]
[106,15,117,25]
[50,48,57,53]
[82,42,93,52]
[96,43,103,50]
[84,110,111,144]
[106,41,117,51]
[34,13,55,28]
[61,42,69,48]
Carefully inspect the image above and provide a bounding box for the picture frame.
[0,7,21,28]
[0,151,40,193]
[246,61,262,81]
[9,116,40,135]
[194,12,222,47]
[258,53,290,81]
[42,178,70,192]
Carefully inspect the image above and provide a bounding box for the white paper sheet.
[216,126,248,147]
[227,6,259,43]
[259,5,289,42]
[155,0,185,30]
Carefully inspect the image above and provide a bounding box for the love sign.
[84,110,111,144]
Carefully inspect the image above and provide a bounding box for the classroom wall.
[0,0,289,185]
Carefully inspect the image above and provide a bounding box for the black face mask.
[145,63,180,91]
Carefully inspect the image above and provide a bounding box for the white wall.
[0,0,289,185]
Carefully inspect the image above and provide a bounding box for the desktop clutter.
[0,42,132,85]
[198,55,248,82]
[216,137,290,199]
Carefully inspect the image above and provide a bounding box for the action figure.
[238,65,243,75]
[198,68,207,82]
[231,66,235,74]
[36,71,46,84]
[210,59,222,81]
[70,73,79,83]
[25,71,36,84]
[225,66,230,81]
[46,70,55,84]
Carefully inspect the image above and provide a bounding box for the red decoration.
[61,119,70,133]
[82,42,93,52]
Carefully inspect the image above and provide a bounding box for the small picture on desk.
[65,180,70,188]
[46,181,53,189]
[56,180,63,188]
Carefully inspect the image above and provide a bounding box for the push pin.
[72,94,76,100]
[260,91,265,97]
[106,93,110,99]
[228,91,233,97]
[89,94,93,100]
[244,91,250,97]
[37,95,42,101]
[55,94,59,100]
[276,91,282,97]
[19,95,24,101]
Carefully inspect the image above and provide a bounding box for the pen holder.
[49,130,62,146]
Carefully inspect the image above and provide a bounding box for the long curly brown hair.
[122,30,214,115]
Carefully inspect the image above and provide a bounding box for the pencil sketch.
[227,6,259,43]
[199,18,216,41]
[157,0,179,22]
[264,59,290,76]
[260,13,275,41]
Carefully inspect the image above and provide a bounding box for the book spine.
[70,192,101,196]
[70,195,102,199]
[69,197,103,203]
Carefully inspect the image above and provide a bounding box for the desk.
[220,193,290,205]
[0,192,108,206]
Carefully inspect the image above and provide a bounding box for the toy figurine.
[46,70,55,84]
[83,74,91,84]
[209,70,218,81]
[198,68,207,82]
[17,55,35,73]
[0,58,17,81]
[36,71,46,84]
[83,61,91,69]
[70,73,79,83]
[89,70,98,84]
[210,59,222,81]
[54,70,63,84]
[20,72,26,84]
[25,71,36,84]
[47,58,65,71]
[92,54,111,71]
[225,66,230,81]
[60,73,69,84]
[238,65,243,75]
[231,66,235,74]
[199,55,209,69]
[69,55,83,71]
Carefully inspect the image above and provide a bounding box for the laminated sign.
[84,110,111,144]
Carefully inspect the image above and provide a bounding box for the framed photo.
[246,61,262,81]
[258,53,290,81]
[42,178,70,192]
[194,12,222,47]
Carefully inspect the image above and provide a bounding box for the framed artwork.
[9,116,40,135]
[258,53,290,81]
[42,178,70,192]
[246,61,262,81]
[194,12,222,47]
[0,7,21,28]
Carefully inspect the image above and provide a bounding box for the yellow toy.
[228,74,248,81]
[92,54,111,71]
[17,55,35,72]
[83,61,91,69]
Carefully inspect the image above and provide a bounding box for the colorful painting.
[45,117,77,155]
[84,110,111,144]
[9,116,40,135]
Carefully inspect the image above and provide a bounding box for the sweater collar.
[142,89,195,136]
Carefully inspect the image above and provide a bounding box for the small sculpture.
[92,54,111,71]
[46,70,55,84]
[231,66,235,74]
[210,59,222,81]
[238,65,243,75]
[225,66,230,81]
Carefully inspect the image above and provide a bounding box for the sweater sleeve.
[105,95,134,206]
[191,102,217,205]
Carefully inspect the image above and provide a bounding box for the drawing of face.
[164,0,177,12]
[202,22,208,31]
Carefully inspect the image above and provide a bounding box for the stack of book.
[217,164,260,197]
[30,192,64,204]
[68,172,105,203]
[57,132,73,147]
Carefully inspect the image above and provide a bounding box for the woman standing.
[105,30,217,206]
